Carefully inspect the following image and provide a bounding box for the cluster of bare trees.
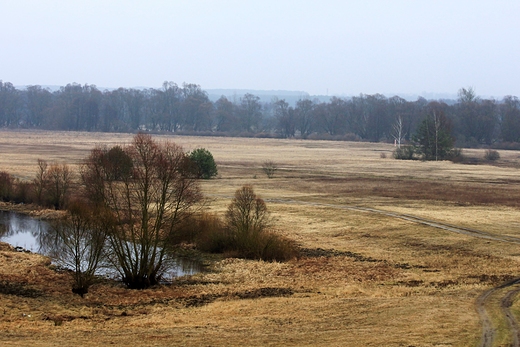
[1,133,299,295]
[78,134,203,289]
[0,159,72,208]
[1,134,204,291]
[2,81,520,146]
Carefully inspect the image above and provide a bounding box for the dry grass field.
[2,129,520,346]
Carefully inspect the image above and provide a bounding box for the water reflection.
[0,211,203,278]
[0,211,50,252]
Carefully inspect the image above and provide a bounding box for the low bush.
[449,148,465,163]
[0,171,13,202]
[12,181,36,204]
[196,224,299,262]
[172,212,228,251]
[484,149,500,161]
[262,160,278,178]
[0,171,37,204]
[234,230,299,262]
[178,187,299,262]
[393,145,416,160]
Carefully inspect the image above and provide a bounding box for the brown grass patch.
[2,130,520,346]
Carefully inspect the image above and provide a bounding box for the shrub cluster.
[449,148,465,163]
[393,145,416,160]
[1,135,300,296]
[261,160,278,179]
[0,161,73,209]
[172,186,299,262]
[484,149,500,161]
[0,171,38,204]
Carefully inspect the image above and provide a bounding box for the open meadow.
[2,130,520,346]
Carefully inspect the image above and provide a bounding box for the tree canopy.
[2,82,520,147]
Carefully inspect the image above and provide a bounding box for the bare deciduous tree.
[392,114,406,148]
[226,185,271,237]
[261,160,278,179]
[34,159,48,204]
[47,201,107,297]
[45,162,73,209]
[225,185,278,259]
[81,133,202,289]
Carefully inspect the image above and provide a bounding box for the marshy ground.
[1,130,520,346]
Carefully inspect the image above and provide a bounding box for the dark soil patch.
[298,176,520,207]
[395,280,424,287]
[395,276,519,289]
[180,293,221,307]
[0,280,43,298]
[234,287,293,299]
[300,247,380,261]
[467,274,518,285]
[180,287,294,307]
[300,247,421,270]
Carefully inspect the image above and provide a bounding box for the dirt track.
[502,287,520,347]
[475,278,520,347]
[266,198,520,245]
[266,198,520,347]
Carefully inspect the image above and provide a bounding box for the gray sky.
[2,0,519,98]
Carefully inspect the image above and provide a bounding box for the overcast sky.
[2,0,519,98]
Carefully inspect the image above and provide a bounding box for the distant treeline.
[1,81,519,147]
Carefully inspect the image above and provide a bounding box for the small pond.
[0,210,202,279]
[0,211,49,252]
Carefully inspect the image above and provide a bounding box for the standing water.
[0,210,202,278]
[0,211,49,252]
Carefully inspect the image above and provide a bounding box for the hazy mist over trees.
[1,80,520,148]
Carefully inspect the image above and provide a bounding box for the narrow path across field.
[208,193,520,345]
[264,198,520,347]
[266,198,520,245]
[501,286,520,346]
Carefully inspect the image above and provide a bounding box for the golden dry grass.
[2,130,520,346]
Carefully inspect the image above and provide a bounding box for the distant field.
[2,129,520,346]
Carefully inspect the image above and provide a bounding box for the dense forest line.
[1,80,520,148]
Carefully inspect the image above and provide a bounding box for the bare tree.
[34,159,48,204]
[274,99,296,138]
[224,185,297,261]
[45,163,73,209]
[81,134,202,289]
[392,114,406,148]
[262,160,278,179]
[294,99,315,139]
[226,185,271,238]
[47,201,107,297]
[238,93,263,132]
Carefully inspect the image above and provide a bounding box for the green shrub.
[105,145,133,180]
[188,148,218,179]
